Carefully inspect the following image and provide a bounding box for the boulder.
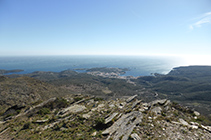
[193,111,200,116]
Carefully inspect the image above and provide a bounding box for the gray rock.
[193,111,200,116]
[74,96,95,105]
[105,112,118,124]
[171,121,181,125]
[35,119,48,123]
[164,106,170,111]
[139,108,145,112]
[126,95,138,103]
[82,113,91,119]
[109,104,115,108]
[190,125,198,129]
[87,99,94,106]
[201,125,211,132]
[150,99,167,107]
[164,100,171,106]
[91,103,105,111]
[98,104,105,108]
[190,122,199,126]
[42,115,72,130]
[179,118,189,126]
[91,131,97,136]
[102,111,142,140]
[120,102,126,107]
[142,103,149,107]
[117,102,126,109]
[131,133,141,140]
[140,103,149,111]
[151,107,162,115]
[58,105,86,116]
[23,97,56,117]
[132,100,141,108]
[116,113,122,120]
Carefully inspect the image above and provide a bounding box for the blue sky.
[0,0,211,56]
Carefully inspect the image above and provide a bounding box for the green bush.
[23,122,32,130]
[95,117,105,125]
[94,117,107,130]
[74,97,83,102]
[38,108,50,116]
[94,97,103,101]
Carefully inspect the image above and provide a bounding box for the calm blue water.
[0,55,186,76]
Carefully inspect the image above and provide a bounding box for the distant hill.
[134,66,211,116]
[168,66,211,82]
[0,76,70,113]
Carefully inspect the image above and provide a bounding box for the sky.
[0,0,211,56]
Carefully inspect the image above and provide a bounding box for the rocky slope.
[1,66,211,139]
[0,94,211,140]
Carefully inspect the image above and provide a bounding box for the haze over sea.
[0,55,210,77]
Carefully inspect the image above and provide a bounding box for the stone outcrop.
[1,94,211,140]
[149,99,167,107]
[58,104,86,116]
[35,119,49,123]
[102,111,143,140]
[104,112,118,124]
[151,106,162,115]
[126,95,138,103]
[131,133,141,140]
[179,118,189,126]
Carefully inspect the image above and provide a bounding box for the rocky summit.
[0,94,211,140]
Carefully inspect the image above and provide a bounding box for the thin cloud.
[189,25,193,30]
[189,11,211,30]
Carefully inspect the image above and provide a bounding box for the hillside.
[0,94,211,139]
[1,66,211,139]
[133,66,211,116]
[0,76,71,114]
[4,66,211,116]
[7,69,155,101]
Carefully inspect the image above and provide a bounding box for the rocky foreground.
[0,94,211,140]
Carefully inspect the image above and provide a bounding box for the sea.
[0,55,197,77]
